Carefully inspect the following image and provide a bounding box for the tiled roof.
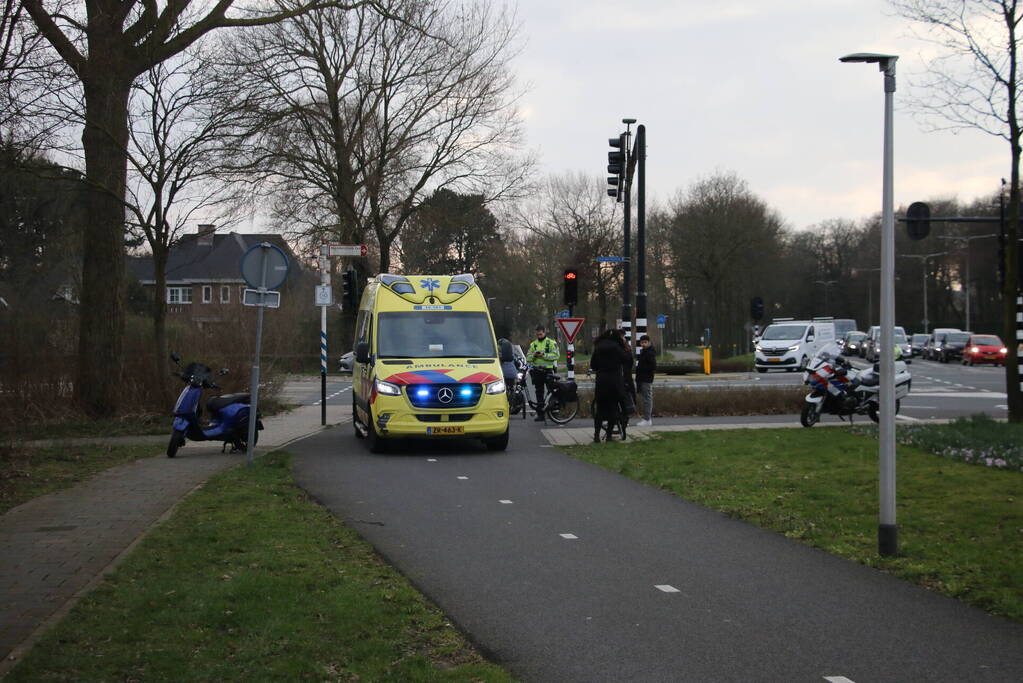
[128,233,302,284]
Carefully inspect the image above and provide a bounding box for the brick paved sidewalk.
[0,403,346,674]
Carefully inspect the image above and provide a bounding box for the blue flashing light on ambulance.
[351,273,511,452]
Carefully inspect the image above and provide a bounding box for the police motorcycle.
[166,354,263,457]
[799,342,911,428]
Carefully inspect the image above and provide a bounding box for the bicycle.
[509,364,579,424]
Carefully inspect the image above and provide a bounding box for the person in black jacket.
[589,329,631,442]
[612,329,637,418]
[635,335,656,426]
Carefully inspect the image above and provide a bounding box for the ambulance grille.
[406,383,482,409]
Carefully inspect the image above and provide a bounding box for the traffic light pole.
[635,125,647,358]
[621,131,632,343]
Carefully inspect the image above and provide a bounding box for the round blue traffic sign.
[240,242,289,290]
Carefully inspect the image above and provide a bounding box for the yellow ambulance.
[352,273,510,452]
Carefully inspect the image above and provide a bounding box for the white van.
[755,318,836,373]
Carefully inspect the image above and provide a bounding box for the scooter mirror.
[170,353,181,363]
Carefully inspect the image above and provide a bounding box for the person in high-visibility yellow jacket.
[528,325,559,421]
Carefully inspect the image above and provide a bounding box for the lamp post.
[899,252,946,334]
[814,279,838,312]
[840,51,899,557]
[937,234,997,330]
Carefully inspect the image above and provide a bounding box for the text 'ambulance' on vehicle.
[352,273,511,452]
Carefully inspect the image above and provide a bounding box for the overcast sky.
[510,0,1007,231]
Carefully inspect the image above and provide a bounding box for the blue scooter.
[167,354,263,458]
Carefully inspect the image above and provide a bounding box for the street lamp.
[899,252,946,334]
[814,279,838,312]
[937,234,997,330]
[841,51,899,558]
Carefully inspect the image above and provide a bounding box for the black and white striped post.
[634,124,647,361]
[1017,294,1022,394]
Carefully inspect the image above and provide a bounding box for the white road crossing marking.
[654,585,680,593]
[499,500,513,504]
[559,533,578,539]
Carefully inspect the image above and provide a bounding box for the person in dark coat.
[635,335,657,426]
[612,329,637,418]
[589,329,631,442]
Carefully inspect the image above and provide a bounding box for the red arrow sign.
[556,317,585,344]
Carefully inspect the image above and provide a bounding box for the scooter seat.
[207,393,250,414]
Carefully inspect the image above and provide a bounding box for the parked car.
[910,333,929,357]
[962,334,1006,366]
[338,350,354,372]
[925,328,961,361]
[938,331,973,363]
[839,331,867,356]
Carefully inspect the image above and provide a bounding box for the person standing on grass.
[635,335,656,426]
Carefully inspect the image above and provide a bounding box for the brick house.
[127,226,311,326]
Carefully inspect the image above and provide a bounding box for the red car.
[962,334,1007,366]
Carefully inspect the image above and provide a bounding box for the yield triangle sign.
[556,317,585,344]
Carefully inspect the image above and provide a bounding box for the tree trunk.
[75,75,131,417]
[153,246,170,404]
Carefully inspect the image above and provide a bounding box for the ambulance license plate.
[428,426,464,435]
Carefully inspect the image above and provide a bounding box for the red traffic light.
[564,271,577,280]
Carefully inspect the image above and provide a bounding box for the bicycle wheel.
[546,395,579,424]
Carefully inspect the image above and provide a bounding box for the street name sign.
[328,244,368,257]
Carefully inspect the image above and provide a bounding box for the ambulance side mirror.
[355,342,371,364]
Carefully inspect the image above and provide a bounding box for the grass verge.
[0,443,161,515]
[567,428,1023,621]
[6,451,512,682]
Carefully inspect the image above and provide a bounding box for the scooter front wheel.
[167,429,185,458]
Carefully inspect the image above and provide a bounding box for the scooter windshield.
[182,362,212,384]
[814,342,843,363]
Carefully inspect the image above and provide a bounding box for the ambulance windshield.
[377,311,496,358]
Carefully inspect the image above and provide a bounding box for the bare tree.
[21,0,387,417]
[891,0,1022,421]
[512,172,623,331]
[227,0,530,275]
[125,45,252,400]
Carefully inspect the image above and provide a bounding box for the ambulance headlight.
[486,379,506,394]
[374,378,401,396]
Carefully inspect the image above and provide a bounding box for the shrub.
[578,385,805,418]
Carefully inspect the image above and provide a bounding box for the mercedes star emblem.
[437,387,454,404]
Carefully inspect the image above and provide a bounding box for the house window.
[167,286,193,304]
[202,285,212,303]
[220,285,231,303]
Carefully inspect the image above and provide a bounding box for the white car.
[338,351,354,373]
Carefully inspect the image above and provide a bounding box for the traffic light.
[906,201,931,240]
[342,269,360,310]
[607,134,626,201]
[750,296,764,321]
[563,268,578,306]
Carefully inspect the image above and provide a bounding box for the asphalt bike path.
[290,418,1023,682]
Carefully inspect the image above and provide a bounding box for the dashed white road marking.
[499,500,513,504]
[559,533,578,539]
[896,414,920,422]
[427,458,437,462]
[457,476,469,480]
[654,585,680,593]
[824,677,858,683]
